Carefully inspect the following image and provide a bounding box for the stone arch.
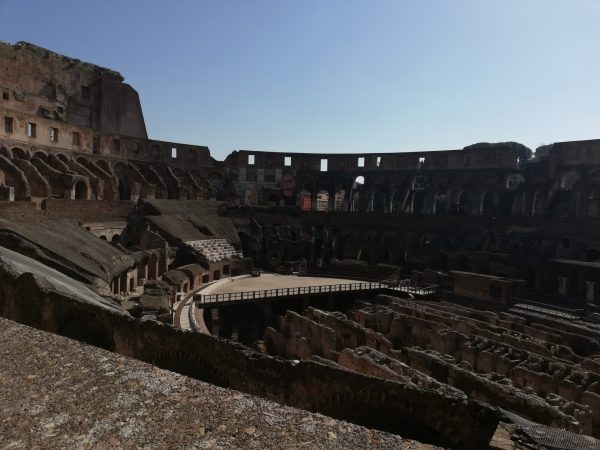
[113,162,129,200]
[56,153,70,163]
[532,190,545,216]
[32,151,48,162]
[411,191,426,214]
[358,247,370,262]
[298,189,312,211]
[334,190,345,211]
[498,191,517,216]
[316,190,329,211]
[76,156,91,166]
[0,155,31,200]
[433,192,447,214]
[480,191,498,217]
[456,191,471,215]
[568,270,584,297]
[411,175,427,190]
[245,186,257,206]
[11,147,29,160]
[372,189,386,213]
[73,180,89,200]
[350,176,365,212]
[505,173,524,190]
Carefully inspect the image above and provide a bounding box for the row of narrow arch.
[244,182,600,217]
[0,145,227,202]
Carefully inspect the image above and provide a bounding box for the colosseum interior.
[1,41,600,449]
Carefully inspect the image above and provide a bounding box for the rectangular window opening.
[112,138,121,152]
[81,86,91,100]
[26,123,36,138]
[284,156,292,166]
[418,157,426,169]
[171,147,177,158]
[357,157,365,167]
[377,156,382,167]
[248,154,255,165]
[50,127,58,142]
[2,91,8,101]
[4,117,13,133]
[320,158,328,172]
[72,132,80,145]
[132,142,140,153]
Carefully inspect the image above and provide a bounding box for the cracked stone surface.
[0,317,439,449]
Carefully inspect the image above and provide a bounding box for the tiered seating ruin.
[189,239,244,263]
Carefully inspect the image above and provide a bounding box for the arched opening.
[498,192,516,216]
[32,151,48,161]
[74,181,88,200]
[372,190,386,213]
[568,271,584,297]
[316,190,329,211]
[358,248,370,262]
[114,163,129,200]
[298,190,312,211]
[532,191,545,216]
[481,191,497,217]
[411,191,426,214]
[76,157,90,166]
[111,234,121,244]
[314,237,324,259]
[245,187,257,206]
[99,235,107,241]
[456,191,470,215]
[350,176,365,212]
[433,192,447,214]
[11,147,28,160]
[334,190,345,211]
[389,190,403,214]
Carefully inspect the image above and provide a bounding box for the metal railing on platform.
[512,299,584,320]
[196,280,438,306]
[197,281,386,305]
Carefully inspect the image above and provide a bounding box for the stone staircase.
[190,239,243,263]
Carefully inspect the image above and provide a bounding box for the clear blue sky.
[1,0,599,159]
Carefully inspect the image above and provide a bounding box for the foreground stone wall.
[0,257,500,449]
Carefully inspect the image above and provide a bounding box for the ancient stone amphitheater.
[1,41,600,449]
